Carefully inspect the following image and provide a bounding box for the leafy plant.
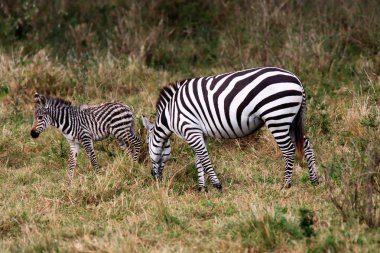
[325,131,380,228]
[299,207,315,237]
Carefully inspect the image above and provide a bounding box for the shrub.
[325,127,380,228]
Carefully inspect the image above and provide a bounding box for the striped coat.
[31,93,141,179]
[143,67,319,191]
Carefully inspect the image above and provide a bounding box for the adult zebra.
[142,67,319,191]
[31,93,141,179]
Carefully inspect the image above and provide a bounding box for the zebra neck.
[156,105,172,134]
[49,106,79,134]
[153,124,172,143]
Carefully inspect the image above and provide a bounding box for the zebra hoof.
[198,186,208,193]
[311,179,319,186]
[282,182,292,189]
[152,174,162,181]
[96,170,105,176]
[65,179,73,187]
[213,183,222,191]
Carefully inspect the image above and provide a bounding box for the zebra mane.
[46,96,72,107]
[155,81,183,115]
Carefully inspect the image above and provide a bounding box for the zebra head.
[142,115,171,180]
[31,93,52,138]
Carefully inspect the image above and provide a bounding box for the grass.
[0,1,379,252]
[0,50,378,252]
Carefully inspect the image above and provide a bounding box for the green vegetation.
[0,0,379,252]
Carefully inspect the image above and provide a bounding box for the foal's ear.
[34,93,47,107]
[141,115,154,130]
[34,92,40,103]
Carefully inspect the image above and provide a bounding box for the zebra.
[142,67,319,191]
[31,93,141,179]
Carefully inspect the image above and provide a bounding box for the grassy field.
[1,1,379,252]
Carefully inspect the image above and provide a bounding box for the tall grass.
[1,0,379,73]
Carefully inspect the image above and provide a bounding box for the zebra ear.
[34,92,40,103]
[42,96,48,108]
[142,115,154,130]
[34,93,47,107]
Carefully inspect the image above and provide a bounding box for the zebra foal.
[142,67,319,191]
[31,93,141,179]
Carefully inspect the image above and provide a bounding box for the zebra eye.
[37,116,43,120]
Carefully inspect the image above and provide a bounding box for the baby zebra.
[31,93,141,179]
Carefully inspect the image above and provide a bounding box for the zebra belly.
[88,123,110,141]
[244,116,265,136]
[199,115,264,139]
[93,136,107,141]
[92,133,110,141]
[63,132,80,142]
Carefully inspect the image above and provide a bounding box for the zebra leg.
[68,141,80,179]
[117,139,133,156]
[270,128,296,188]
[187,134,222,190]
[195,158,207,192]
[127,131,142,161]
[304,137,319,185]
[196,136,207,191]
[157,161,167,179]
[81,136,101,174]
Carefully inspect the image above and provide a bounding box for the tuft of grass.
[308,233,345,253]
[228,206,303,251]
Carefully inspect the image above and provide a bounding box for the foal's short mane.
[47,96,72,106]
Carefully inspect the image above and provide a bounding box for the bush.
[1,0,379,73]
[325,129,380,228]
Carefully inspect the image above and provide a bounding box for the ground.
[0,53,378,252]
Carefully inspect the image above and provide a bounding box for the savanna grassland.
[0,0,379,252]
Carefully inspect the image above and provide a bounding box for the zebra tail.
[291,104,305,157]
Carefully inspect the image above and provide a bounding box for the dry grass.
[0,48,379,252]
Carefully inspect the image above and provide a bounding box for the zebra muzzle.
[31,130,40,138]
[151,160,163,181]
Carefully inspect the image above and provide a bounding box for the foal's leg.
[112,123,141,161]
[81,135,101,174]
[112,126,133,158]
[116,138,133,156]
[126,131,142,161]
[68,140,80,179]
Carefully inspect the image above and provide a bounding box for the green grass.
[0,54,378,252]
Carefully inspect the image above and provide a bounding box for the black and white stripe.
[142,67,319,190]
[31,93,141,179]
